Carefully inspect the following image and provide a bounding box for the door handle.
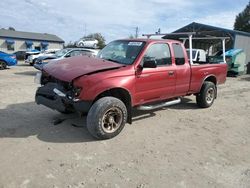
[168,71,174,76]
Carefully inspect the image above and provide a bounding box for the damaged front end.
[35,72,92,114]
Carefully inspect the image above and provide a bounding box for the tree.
[8,27,15,31]
[86,33,106,49]
[234,1,250,32]
[129,34,135,39]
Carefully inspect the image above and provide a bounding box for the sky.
[0,0,249,43]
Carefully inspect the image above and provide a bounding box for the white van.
[186,49,207,64]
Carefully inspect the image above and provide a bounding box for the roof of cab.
[116,38,181,44]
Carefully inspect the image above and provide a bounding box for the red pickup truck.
[35,39,227,139]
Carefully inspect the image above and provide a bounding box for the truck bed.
[189,63,227,93]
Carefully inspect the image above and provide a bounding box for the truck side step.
[137,98,181,111]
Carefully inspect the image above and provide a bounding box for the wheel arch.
[198,75,217,97]
[204,75,217,85]
[0,59,8,64]
[94,87,132,124]
[78,42,84,46]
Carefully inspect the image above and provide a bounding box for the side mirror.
[143,60,157,68]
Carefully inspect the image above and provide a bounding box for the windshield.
[55,49,71,58]
[97,40,145,65]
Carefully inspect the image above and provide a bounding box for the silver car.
[34,48,99,70]
[76,38,98,48]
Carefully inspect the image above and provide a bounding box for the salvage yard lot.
[0,62,250,188]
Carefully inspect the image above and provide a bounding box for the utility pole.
[135,26,139,38]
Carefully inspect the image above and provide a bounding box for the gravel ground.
[0,62,250,188]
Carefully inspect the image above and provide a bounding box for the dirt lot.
[0,62,250,188]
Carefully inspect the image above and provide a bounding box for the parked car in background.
[34,48,99,70]
[0,51,17,70]
[186,49,207,64]
[224,49,246,76]
[26,49,60,66]
[76,38,98,48]
[25,50,40,65]
[209,49,247,76]
[13,51,26,60]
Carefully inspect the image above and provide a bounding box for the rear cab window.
[173,43,185,65]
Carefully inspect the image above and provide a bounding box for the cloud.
[195,10,242,29]
[0,0,248,43]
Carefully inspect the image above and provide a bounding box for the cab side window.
[173,43,185,65]
[69,50,81,57]
[79,50,94,57]
[143,43,171,66]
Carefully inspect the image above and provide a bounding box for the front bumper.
[34,63,46,71]
[35,82,92,113]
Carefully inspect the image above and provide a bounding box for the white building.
[0,29,64,53]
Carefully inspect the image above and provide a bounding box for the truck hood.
[43,56,124,82]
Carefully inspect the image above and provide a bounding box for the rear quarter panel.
[0,54,17,66]
[189,63,227,93]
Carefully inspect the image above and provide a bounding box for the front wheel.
[32,58,37,65]
[196,81,216,108]
[87,97,127,139]
[0,61,7,70]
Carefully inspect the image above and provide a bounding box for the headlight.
[72,87,82,97]
[35,59,40,64]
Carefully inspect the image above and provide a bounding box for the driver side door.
[134,43,176,105]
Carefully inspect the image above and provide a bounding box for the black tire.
[0,61,7,70]
[32,58,37,65]
[196,81,216,108]
[29,62,34,66]
[87,97,127,139]
[58,109,74,114]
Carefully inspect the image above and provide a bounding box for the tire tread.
[196,81,216,108]
[87,97,127,139]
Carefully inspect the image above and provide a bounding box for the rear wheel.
[78,43,84,47]
[32,58,37,65]
[196,81,216,108]
[0,61,7,70]
[87,97,127,139]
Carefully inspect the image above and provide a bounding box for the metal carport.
[163,22,250,64]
